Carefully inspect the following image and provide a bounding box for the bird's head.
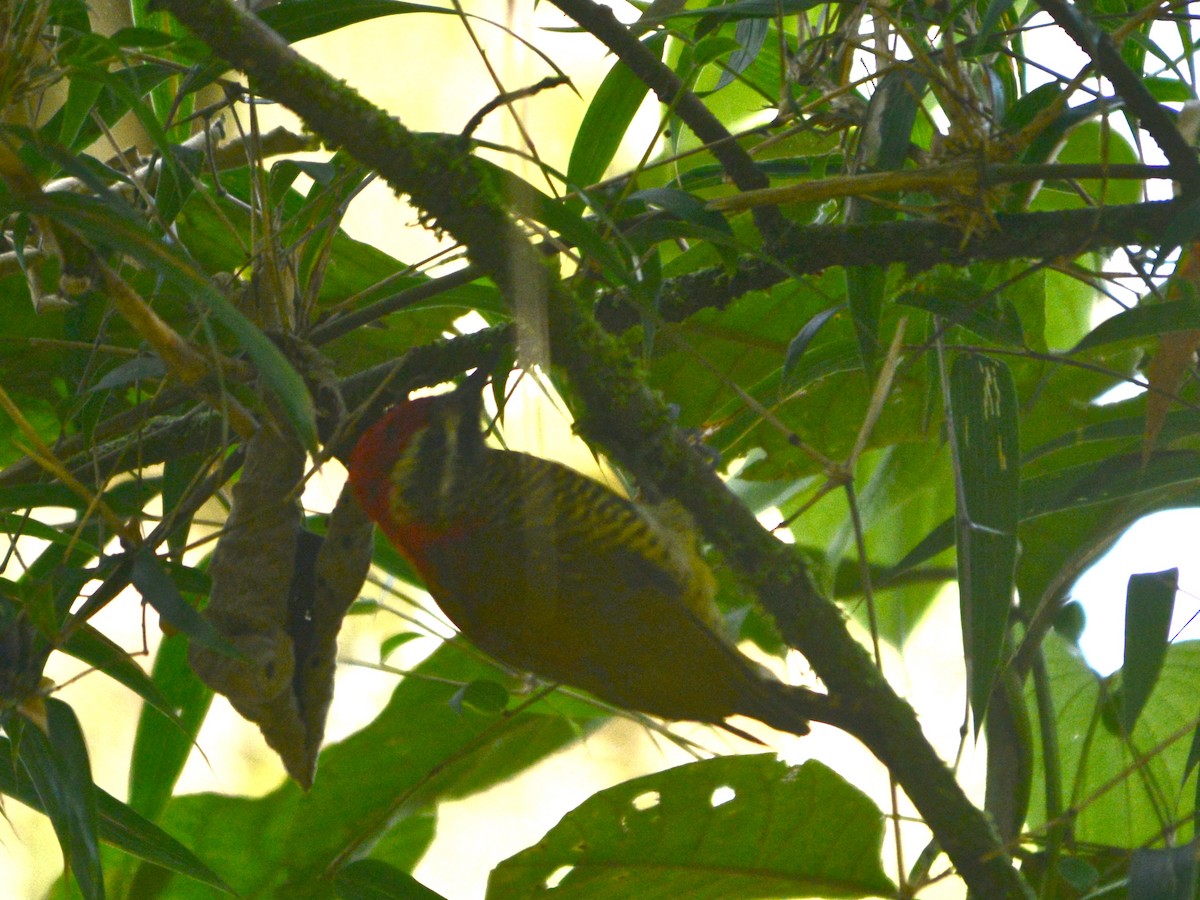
[346,381,485,520]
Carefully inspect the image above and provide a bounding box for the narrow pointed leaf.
[129,547,235,655]
[0,736,231,892]
[782,305,845,389]
[334,859,446,900]
[1121,569,1178,734]
[567,34,666,195]
[16,699,104,899]
[61,624,174,719]
[1071,295,1200,353]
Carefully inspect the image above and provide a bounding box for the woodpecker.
[346,378,811,738]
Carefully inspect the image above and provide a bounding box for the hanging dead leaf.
[188,411,309,780]
[188,410,375,788]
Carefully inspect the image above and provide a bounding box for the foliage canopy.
[2,0,1200,897]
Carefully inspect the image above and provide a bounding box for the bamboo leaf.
[950,353,1020,729]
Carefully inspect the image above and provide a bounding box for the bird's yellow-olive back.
[347,381,811,736]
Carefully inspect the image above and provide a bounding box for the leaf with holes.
[489,755,894,899]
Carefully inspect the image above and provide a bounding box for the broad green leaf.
[1027,636,1200,847]
[950,354,1020,728]
[365,811,437,875]
[489,756,895,899]
[449,679,509,715]
[142,643,595,896]
[1037,121,1141,208]
[814,441,956,642]
[1120,569,1178,734]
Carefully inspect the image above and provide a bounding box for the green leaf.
[260,0,453,44]
[380,632,422,661]
[490,756,895,899]
[14,699,105,899]
[0,512,100,555]
[35,64,177,161]
[845,266,884,375]
[128,547,234,656]
[57,72,105,149]
[1120,569,1178,734]
[143,643,594,894]
[130,0,194,143]
[128,633,213,822]
[567,34,666,194]
[449,679,509,715]
[335,860,446,900]
[162,452,206,560]
[2,192,319,450]
[1071,295,1200,353]
[61,624,175,720]
[950,353,1020,729]
[897,283,1024,347]
[0,735,231,893]
[781,305,846,389]
[629,187,733,236]
[896,449,1200,581]
[1023,451,1200,518]
[713,17,768,92]
[1027,635,1200,847]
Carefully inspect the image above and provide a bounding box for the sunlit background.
[3,2,1198,897]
